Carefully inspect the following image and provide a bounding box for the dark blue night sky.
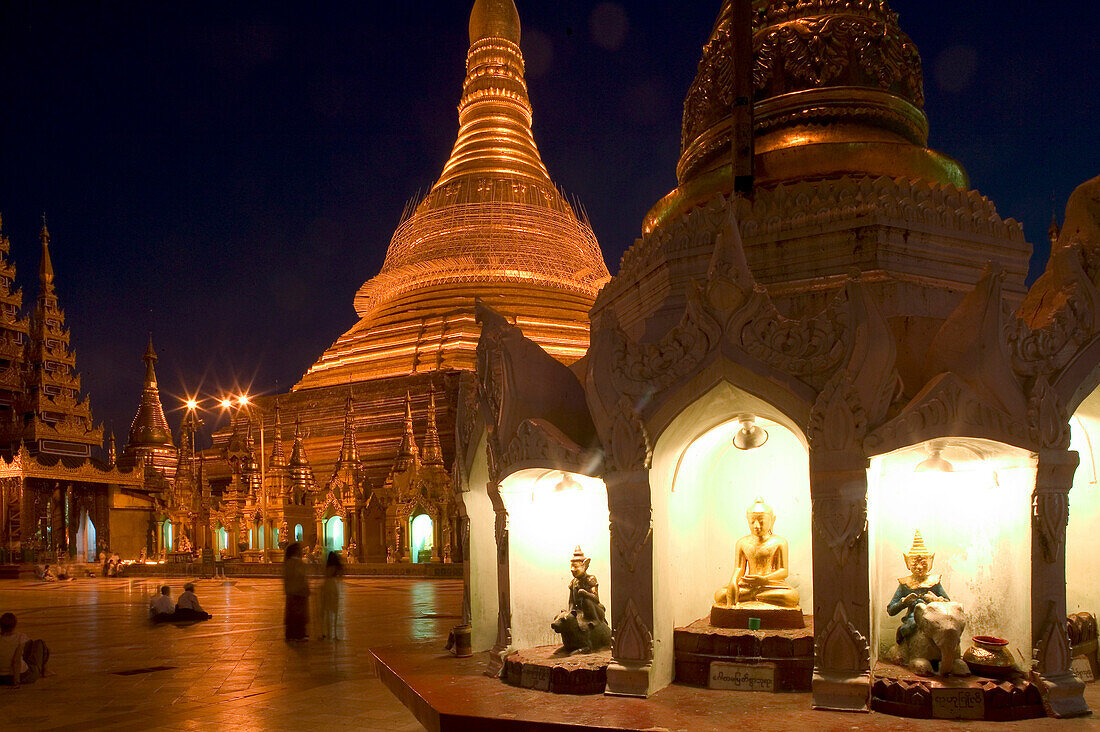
[0,1,1096,440]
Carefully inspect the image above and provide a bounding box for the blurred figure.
[150,585,174,619]
[319,551,344,640]
[283,543,310,640]
[0,613,50,687]
[174,582,212,621]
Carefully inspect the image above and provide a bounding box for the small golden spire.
[469,0,520,45]
[39,214,54,287]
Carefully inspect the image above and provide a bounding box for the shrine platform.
[117,560,462,579]
[372,645,1100,731]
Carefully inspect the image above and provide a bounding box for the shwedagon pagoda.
[1,0,1098,723]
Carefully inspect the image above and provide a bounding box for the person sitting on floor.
[174,583,212,621]
[0,612,50,687]
[149,585,174,620]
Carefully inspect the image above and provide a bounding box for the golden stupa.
[298,0,609,389]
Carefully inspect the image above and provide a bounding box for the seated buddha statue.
[712,498,804,629]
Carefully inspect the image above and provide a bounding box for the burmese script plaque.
[1072,656,1095,683]
[931,687,984,719]
[520,664,551,691]
[708,661,776,691]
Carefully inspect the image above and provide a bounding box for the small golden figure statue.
[711,498,804,629]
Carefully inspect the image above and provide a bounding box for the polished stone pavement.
[2,577,1100,731]
[0,576,462,731]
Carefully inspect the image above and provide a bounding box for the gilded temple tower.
[0,216,30,449]
[297,0,608,389]
[19,221,103,457]
[121,337,178,477]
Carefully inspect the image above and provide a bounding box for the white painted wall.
[650,381,810,691]
[500,469,610,651]
[463,432,500,652]
[1068,397,1100,616]
[868,441,1034,663]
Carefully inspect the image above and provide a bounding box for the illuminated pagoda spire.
[0,215,29,449]
[122,336,177,476]
[326,395,362,503]
[240,420,261,501]
[336,395,360,469]
[296,0,609,388]
[269,399,287,469]
[288,415,318,502]
[19,218,103,457]
[421,386,444,466]
[396,392,419,466]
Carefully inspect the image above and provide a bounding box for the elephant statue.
[551,609,611,654]
[887,600,970,677]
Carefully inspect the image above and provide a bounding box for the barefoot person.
[0,613,50,687]
[174,583,212,621]
[149,585,174,620]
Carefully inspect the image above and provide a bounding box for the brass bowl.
[963,635,1020,679]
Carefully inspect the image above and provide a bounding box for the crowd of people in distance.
[149,583,212,623]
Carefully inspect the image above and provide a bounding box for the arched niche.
[326,515,346,551]
[650,380,810,690]
[1068,386,1100,615]
[498,467,610,652]
[461,430,498,652]
[867,439,1034,664]
[410,512,432,562]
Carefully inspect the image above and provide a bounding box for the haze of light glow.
[499,468,610,650]
[867,441,1033,661]
[219,397,234,409]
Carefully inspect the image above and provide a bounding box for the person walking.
[283,542,310,640]
[319,551,344,640]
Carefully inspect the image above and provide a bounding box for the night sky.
[0,1,1096,443]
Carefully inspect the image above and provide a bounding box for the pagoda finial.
[398,391,419,458]
[469,0,520,45]
[434,0,547,191]
[107,431,116,466]
[422,384,444,466]
[339,393,360,466]
[1049,203,1062,247]
[39,214,55,289]
[269,398,286,467]
[143,334,158,387]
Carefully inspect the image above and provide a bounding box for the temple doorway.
[216,524,228,552]
[325,516,345,551]
[498,469,609,650]
[161,519,173,553]
[75,510,95,562]
[867,439,1034,663]
[410,512,432,563]
[294,523,303,542]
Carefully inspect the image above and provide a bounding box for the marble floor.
[0,576,462,731]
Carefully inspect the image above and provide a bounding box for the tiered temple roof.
[19,222,103,456]
[0,216,29,447]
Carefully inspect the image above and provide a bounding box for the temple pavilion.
[455,0,1100,720]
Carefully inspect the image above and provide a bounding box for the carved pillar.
[485,481,511,677]
[605,468,655,697]
[1032,448,1088,717]
[809,454,871,712]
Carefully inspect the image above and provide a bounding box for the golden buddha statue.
[711,498,804,629]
